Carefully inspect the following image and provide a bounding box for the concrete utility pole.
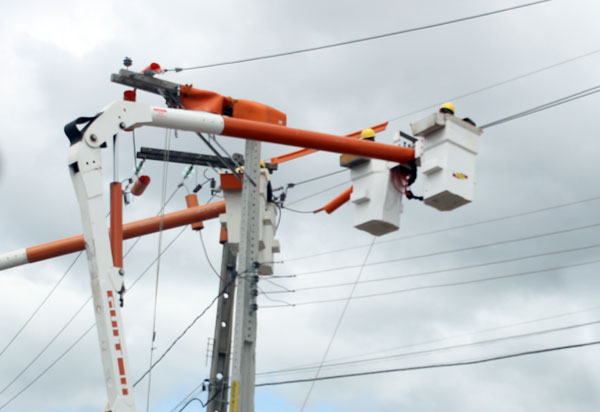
[229,140,261,412]
[207,243,237,412]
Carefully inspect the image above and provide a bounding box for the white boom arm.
[66,101,227,412]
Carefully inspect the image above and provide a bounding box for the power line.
[286,180,350,206]
[300,237,376,411]
[255,339,600,388]
[271,257,600,295]
[386,47,600,123]
[259,318,600,377]
[481,84,600,128]
[281,221,600,270]
[0,227,189,411]
[0,295,91,396]
[172,1,551,71]
[0,324,96,411]
[133,273,237,387]
[291,235,600,278]
[258,303,600,375]
[261,258,600,308]
[146,128,173,412]
[281,195,600,262]
[0,251,83,360]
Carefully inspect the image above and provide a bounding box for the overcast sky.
[2,0,600,411]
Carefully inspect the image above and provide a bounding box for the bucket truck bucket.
[411,112,483,211]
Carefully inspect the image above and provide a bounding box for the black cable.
[258,303,600,375]
[262,258,600,308]
[255,339,600,388]
[281,195,600,262]
[176,389,221,412]
[286,180,351,206]
[0,324,96,411]
[133,273,238,387]
[0,296,92,396]
[481,84,600,128]
[171,1,551,71]
[259,318,600,377]
[290,231,600,277]
[387,47,600,123]
[0,227,189,411]
[274,254,600,294]
[286,169,347,187]
[0,251,83,360]
[281,205,316,214]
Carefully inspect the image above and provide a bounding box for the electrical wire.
[261,258,600,308]
[386,47,600,123]
[273,250,600,293]
[259,318,600,377]
[171,1,551,71]
[0,324,96,411]
[0,251,83,360]
[481,84,600,129]
[299,237,376,411]
[0,227,189,411]
[145,129,172,412]
[255,339,600,388]
[286,180,351,206]
[280,222,600,275]
[290,234,600,277]
[199,230,225,281]
[133,273,238,388]
[281,205,316,214]
[285,169,347,188]
[281,195,600,262]
[258,303,600,375]
[0,295,91,396]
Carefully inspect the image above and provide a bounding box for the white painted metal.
[68,140,136,412]
[220,168,279,274]
[0,248,28,270]
[149,106,225,134]
[411,112,483,211]
[349,159,404,236]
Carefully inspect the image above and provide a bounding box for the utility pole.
[207,243,237,412]
[229,140,261,412]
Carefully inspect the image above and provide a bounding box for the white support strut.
[68,141,136,412]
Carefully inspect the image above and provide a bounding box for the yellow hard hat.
[360,128,376,139]
[260,160,266,168]
[439,102,455,115]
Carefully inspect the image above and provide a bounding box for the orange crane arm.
[270,122,389,165]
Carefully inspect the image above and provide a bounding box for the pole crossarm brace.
[69,101,415,164]
[137,147,278,172]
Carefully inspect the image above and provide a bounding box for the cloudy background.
[1,0,600,411]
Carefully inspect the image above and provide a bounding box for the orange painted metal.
[141,62,162,73]
[219,227,228,244]
[220,173,243,190]
[185,194,204,231]
[270,121,389,165]
[131,175,151,196]
[110,182,124,268]
[223,117,414,164]
[180,85,286,126]
[26,201,226,264]
[315,186,353,214]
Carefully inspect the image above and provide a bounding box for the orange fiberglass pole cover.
[222,117,415,165]
[24,201,226,264]
[180,85,287,126]
[314,186,353,214]
[270,121,389,165]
